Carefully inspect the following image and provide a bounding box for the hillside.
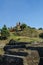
[13,27,39,37]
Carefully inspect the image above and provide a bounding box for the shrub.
[39,33,43,38]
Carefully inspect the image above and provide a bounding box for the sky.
[0,0,43,28]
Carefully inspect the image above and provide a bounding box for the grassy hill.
[13,27,38,37]
[9,29,43,43]
[0,24,43,43]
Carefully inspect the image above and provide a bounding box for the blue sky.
[0,0,43,28]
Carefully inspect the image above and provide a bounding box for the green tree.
[32,27,36,29]
[20,23,27,30]
[1,25,10,39]
[38,28,43,30]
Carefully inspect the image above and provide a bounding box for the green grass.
[0,48,4,55]
[9,33,43,42]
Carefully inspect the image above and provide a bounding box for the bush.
[39,33,43,38]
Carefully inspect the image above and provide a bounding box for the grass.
[9,32,43,42]
[0,48,4,55]
[0,32,43,44]
[0,40,9,55]
[0,32,43,55]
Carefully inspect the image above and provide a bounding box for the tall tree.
[1,25,10,39]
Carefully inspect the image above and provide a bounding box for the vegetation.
[38,28,43,30]
[0,22,43,42]
[39,33,43,38]
[20,23,27,30]
[1,25,10,39]
[13,27,38,37]
[9,32,43,42]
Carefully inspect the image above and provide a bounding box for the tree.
[20,23,27,30]
[0,29,1,33]
[28,26,31,29]
[1,25,10,39]
[32,27,36,29]
[38,28,43,30]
